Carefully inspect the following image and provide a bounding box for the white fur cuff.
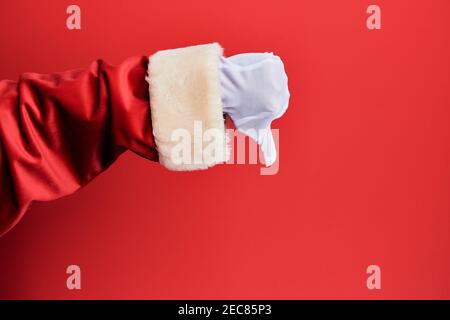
[147,43,228,171]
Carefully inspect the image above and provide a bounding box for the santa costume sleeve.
[0,43,228,237]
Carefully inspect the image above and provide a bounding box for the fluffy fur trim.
[147,43,229,171]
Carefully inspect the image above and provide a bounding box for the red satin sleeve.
[0,56,158,237]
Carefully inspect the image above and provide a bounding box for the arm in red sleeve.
[0,43,228,237]
[0,56,158,237]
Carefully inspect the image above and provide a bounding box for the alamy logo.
[366,5,382,30]
[366,265,381,290]
[170,121,280,175]
[66,5,81,30]
[66,265,81,290]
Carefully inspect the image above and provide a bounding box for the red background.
[1,0,450,299]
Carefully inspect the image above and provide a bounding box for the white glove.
[219,52,290,166]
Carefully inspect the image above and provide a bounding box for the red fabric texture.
[0,56,158,237]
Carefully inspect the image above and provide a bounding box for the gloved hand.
[219,52,290,166]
